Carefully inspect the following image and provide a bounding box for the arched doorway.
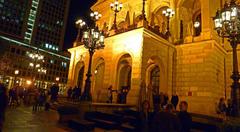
[146,56,167,94]
[77,66,84,89]
[93,60,105,102]
[74,61,85,89]
[178,0,201,39]
[116,54,132,104]
[150,66,160,94]
[193,13,201,36]
[118,65,131,88]
[117,54,132,90]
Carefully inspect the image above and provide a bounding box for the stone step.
[68,119,95,132]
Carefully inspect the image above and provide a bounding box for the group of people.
[217,97,234,117]
[67,86,81,102]
[141,99,192,132]
[33,84,60,111]
[0,83,60,131]
[152,92,179,112]
[7,86,35,107]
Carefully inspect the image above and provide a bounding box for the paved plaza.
[2,106,71,132]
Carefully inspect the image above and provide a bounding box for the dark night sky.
[63,0,97,51]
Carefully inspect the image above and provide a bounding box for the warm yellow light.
[29,63,34,67]
[14,70,19,75]
[56,77,60,81]
[26,80,32,85]
[94,69,98,74]
[36,64,40,68]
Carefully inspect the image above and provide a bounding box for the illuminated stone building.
[0,0,70,90]
[68,0,239,115]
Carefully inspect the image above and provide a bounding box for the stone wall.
[175,40,226,115]
[141,29,175,95]
[68,28,144,104]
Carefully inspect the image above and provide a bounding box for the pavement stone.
[2,106,72,132]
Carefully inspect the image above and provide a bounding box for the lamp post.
[110,0,123,30]
[28,50,46,88]
[75,19,86,42]
[81,12,105,101]
[142,0,147,21]
[213,0,240,116]
[162,8,175,39]
[13,69,19,86]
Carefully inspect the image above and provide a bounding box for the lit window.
[50,60,54,64]
[61,62,67,67]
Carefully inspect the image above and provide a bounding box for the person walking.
[75,86,81,102]
[107,85,113,103]
[67,87,72,101]
[171,93,179,110]
[217,97,227,119]
[72,86,77,102]
[226,99,233,116]
[8,88,14,107]
[177,101,192,132]
[0,83,8,132]
[50,84,59,103]
[32,89,40,111]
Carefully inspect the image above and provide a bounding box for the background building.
[0,0,70,91]
[68,0,239,116]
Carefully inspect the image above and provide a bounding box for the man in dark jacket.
[67,87,72,101]
[151,104,181,132]
[50,84,59,102]
[171,93,179,109]
[177,101,192,132]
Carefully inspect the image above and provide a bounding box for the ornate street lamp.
[213,0,240,116]
[13,69,19,86]
[28,50,46,87]
[162,8,175,39]
[110,0,123,30]
[75,19,86,42]
[81,11,105,101]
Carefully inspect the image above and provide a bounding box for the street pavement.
[2,106,71,132]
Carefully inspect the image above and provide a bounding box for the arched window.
[193,13,201,36]
[150,66,160,94]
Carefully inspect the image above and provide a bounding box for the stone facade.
[67,0,240,116]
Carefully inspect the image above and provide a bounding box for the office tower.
[0,0,71,90]
[0,0,70,52]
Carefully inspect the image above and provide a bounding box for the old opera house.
[67,0,239,116]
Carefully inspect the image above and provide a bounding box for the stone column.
[200,0,213,40]
[67,50,76,87]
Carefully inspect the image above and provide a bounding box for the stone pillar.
[200,0,212,40]
[67,50,76,87]
[127,56,142,105]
